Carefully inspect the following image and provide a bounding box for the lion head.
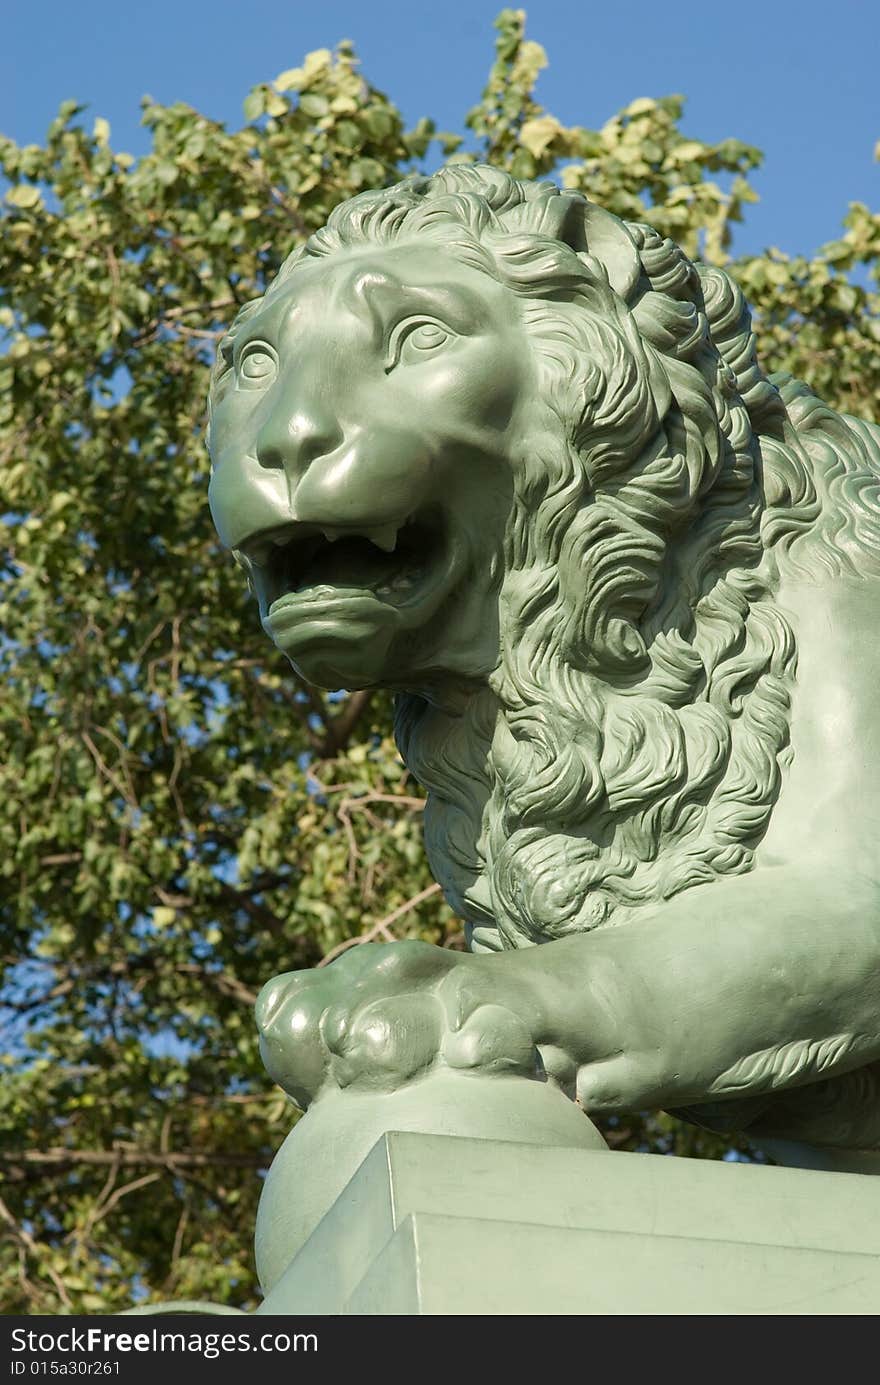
[208,165,880,954]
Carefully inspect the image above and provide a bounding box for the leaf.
[274,67,305,93]
[299,93,329,119]
[519,115,562,158]
[243,89,266,122]
[335,120,363,151]
[303,48,332,77]
[625,97,658,117]
[671,140,708,163]
[5,183,42,209]
[511,38,548,84]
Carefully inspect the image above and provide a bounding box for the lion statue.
[207,164,880,1161]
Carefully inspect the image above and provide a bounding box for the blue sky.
[2,0,878,258]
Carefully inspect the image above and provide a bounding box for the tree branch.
[0,1194,74,1309]
[0,1149,268,1173]
[320,689,375,756]
[318,882,443,967]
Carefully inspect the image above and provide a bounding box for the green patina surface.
[206,166,880,1302]
[261,1131,880,1315]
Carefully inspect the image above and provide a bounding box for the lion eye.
[386,319,453,371]
[237,342,278,389]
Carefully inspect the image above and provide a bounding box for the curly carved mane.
[251,165,880,951]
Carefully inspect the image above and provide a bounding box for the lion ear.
[509,192,642,301]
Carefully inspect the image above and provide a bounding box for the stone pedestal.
[256,1132,880,1315]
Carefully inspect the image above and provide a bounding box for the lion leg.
[255,861,880,1152]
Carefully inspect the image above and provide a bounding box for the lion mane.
[237,165,880,952]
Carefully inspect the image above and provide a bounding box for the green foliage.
[0,11,877,1311]
[735,199,880,418]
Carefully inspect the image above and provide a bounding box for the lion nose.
[209,398,346,550]
[256,404,343,480]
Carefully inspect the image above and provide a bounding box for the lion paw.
[255,940,545,1109]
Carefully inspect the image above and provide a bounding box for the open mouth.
[235,513,447,618]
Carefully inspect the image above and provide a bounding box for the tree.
[1,8,877,1312]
